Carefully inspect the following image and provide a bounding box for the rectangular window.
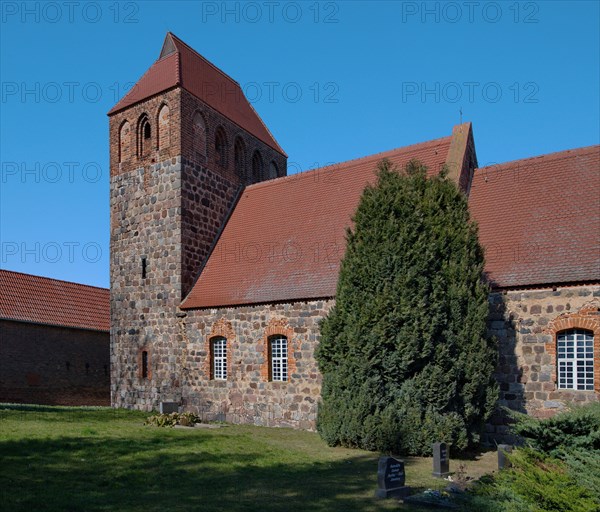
[141,350,148,379]
[141,256,147,279]
[557,329,594,391]
[270,336,288,382]
[212,337,227,380]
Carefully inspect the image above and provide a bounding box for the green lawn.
[0,404,497,511]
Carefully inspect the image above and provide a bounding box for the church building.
[109,33,599,440]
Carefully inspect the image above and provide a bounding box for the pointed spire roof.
[108,33,285,155]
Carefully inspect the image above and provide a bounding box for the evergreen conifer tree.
[316,159,498,455]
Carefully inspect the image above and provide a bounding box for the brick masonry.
[0,320,109,406]
[486,285,600,443]
[109,85,287,411]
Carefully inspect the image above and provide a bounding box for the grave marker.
[497,444,512,470]
[432,442,450,477]
[375,456,411,499]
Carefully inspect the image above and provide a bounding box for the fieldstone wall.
[110,86,287,411]
[110,157,185,410]
[180,300,333,430]
[486,284,600,443]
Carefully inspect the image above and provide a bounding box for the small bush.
[465,449,598,512]
[508,403,600,453]
[558,448,600,501]
[145,412,201,428]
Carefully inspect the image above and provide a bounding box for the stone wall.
[111,277,600,436]
[180,300,333,429]
[110,156,185,410]
[109,86,287,411]
[486,284,600,443]
[0,320,109,406]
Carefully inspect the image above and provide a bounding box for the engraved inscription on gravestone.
[375,456,411,499]
[432,442,450,477]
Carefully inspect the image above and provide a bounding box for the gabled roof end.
[159,32,178,59]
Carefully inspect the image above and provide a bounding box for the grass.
[0,404,497,511]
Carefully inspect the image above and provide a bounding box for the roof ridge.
[168,32,241,87]
[0,269,109,292]
[245,135,452,191]
[477,144,600,171]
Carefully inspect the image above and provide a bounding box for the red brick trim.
[137,346,152,380]
[214,125,229,170]
[205,318,235,380]
[156,101,172,157]
[192,110,208,163]
[543,301,600,393]
[118,119,131,164]
[136,112,152,160]
[260,318,296,382]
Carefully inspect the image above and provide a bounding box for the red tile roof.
[182,132,455,309]
[0,270,110,332]
[108,33,285,155]
[470,145,600,289]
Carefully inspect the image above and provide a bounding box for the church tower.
[108,33,287,410]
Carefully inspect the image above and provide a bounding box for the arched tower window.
[192,112,207,159]
[138,114,151,158]
[268,161,278,179]
[118,120,131,163]
[234,137,246,180]
[215,127,228,168]
[251,150,263,183]
[157,104,170,152]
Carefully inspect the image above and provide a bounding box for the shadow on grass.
[1,403,112,412]
[0,433,442,512]
[0,406,453,511]
[0,403,146,424]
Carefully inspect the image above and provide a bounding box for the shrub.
[316,159,498,455]
[508,403,600,453]
[559,448,600,500]
[465,449,598,512]
[145,412,201,428]
[503,403,600,508]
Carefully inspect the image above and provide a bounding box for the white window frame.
[212,336,227,381]
[270,335,288,382]
[557,329,594,391]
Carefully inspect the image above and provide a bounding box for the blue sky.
[1,1,598,288]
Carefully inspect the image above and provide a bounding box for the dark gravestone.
[159,401,179,414]
[432,442,450,477]
[375,456,411,499]
[498,444,512,470]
